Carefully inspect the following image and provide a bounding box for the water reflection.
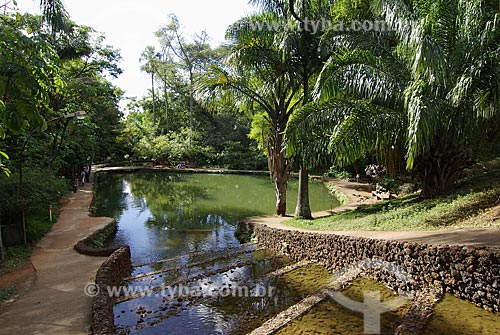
[93,172,339,264]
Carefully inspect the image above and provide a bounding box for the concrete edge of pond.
[74,219,124,257]
[95,165,271,176]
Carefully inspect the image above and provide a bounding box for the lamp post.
[18,111,86,246]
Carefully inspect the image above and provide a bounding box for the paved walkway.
[0,183,113,335]
[248,180,500,249]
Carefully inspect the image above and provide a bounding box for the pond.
[93,171,340,264]
[91,171,500,335]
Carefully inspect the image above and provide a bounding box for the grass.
[0,246,32,275]
[287,168,500,231]
[0,286,14,304]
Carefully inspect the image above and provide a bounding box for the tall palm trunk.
[295,164,312,218]
[294,20,313,219]
[269,124,289,216]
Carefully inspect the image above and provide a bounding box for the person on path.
[84,166,91,183]
[366,169,373,184]
[73,174,79,193]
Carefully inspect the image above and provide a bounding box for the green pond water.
[93,171,339,264]
[275,279,500,335]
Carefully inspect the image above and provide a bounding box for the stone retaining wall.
[91,246,132,335]
[254,224,500,313]
[74,220,122,257]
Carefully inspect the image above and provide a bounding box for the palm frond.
[39,0,70,32]
[286,98,404,169]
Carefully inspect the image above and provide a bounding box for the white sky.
[15,0,256,107]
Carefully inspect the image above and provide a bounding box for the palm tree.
[306,0,500,198]
[248,0,337,219]
[198,11,303,216]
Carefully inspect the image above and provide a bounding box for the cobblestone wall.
[91,246,132,335]
[255,224,500,313]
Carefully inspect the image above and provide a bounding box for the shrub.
[325,167,353,180]
[0,167,68,245]
[133,128,213,166]
[217,141,268,170]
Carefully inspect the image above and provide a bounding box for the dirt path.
[0,183,114,335]
[248,180,500,249]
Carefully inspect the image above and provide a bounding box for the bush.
[216,141,268,170]
[26,216,54,244]
[377,177,419,196]
[325,167,353,180]
[133,128,213,166]
[0,167,68,245]
[0,245,31,275]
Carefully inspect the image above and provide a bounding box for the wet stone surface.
[124,248,271,293]
[130,243,258,278]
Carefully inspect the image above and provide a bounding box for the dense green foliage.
[0,6,125,250]
[289,0,500,198]
[0,168,67,222]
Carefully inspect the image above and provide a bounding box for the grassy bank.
[287,168,500,231]
[0,246,32,275]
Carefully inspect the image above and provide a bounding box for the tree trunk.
[268,125,289,216]
[0,215,4,262]
[19,155,27,246]
[48,119,69,170]
[164,84,169,134]
[189,70,194,145]
[295,165,313,219]
[293,14,313,219]
[415,144,472,198]
[151,72,156,125]
[274,167,288,216]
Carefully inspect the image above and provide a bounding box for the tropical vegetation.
[1,0,499,264]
